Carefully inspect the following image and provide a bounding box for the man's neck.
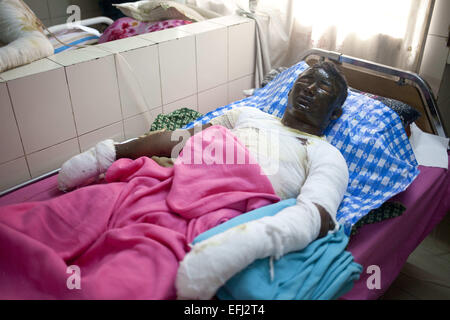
[280,116,323,137]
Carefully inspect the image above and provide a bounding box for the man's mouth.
[295,96,312,110]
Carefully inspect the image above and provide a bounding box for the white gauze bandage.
[176,139,349,300]
[58,139,116,191]
[176,196,322,300]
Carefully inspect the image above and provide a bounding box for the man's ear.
[331,107,343,120]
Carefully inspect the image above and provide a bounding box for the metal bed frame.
[299,48,447,139]
[1,48,447,198]
[43,16,114,35]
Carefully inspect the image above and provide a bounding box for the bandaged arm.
[176,140,349,300]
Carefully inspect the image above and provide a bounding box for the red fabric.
[0,126,279,299]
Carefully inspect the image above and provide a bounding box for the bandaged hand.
[176,199,321,300]
[176,220,269,300]
[57,139,116,191]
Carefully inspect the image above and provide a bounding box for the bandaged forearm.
[58,139,116,191]
[301,141,349,229]
[176,198,321,300]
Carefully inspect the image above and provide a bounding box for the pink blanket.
[0,126,279,299]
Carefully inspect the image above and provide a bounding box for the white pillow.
[113,0,206,22]
[0,0,54,73]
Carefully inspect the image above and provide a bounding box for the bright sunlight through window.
[292,0,413,43]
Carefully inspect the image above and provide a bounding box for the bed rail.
[44,16,114,34]
[299,48,447,139]
[0,169,60,198]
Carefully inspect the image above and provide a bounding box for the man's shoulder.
[306,136,337,151]
[238,106,268,115]
[309,139,347,162]
[230,106,275,121]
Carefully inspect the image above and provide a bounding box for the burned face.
[282,64,346,136]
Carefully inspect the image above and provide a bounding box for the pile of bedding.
[99,0,220,43]
[49,1,220,52]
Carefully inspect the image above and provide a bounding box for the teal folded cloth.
[193,199,363,300]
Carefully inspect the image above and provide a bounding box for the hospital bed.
[0,48,448,300]
[299,49,449,300]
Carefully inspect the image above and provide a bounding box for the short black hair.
[312,61,348,108]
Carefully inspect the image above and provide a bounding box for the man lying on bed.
[58,61,350,299]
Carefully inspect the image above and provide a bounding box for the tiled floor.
[381,216,450,300]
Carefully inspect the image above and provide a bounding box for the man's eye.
[297,80,311,87]
[320,83,332,92]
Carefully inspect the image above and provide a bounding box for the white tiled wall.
[78,122,125,152]
[419,0,449,97]
[65,55,122,135]
[123,108,163,140]
[7,67,77,154]
[0,158,31,192]
[427,0,450,38]
[158,35,198,104]
[418,0,450,137]
[194,26,228,92]
[27,138,80,178]
[198,84,229,115]
[0,16,256,192]
[102,39,162,119]
[163,94,198,115]
[228,74,254,104]
[226,20,256,81]
[0,83,24,164]
[437,65,450,135]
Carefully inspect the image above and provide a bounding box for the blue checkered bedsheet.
[184,61,419,235]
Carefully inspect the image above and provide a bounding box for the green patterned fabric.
[350,202,406,236]
[150,108,203,132]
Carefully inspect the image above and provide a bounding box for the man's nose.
[306,82,317,94]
